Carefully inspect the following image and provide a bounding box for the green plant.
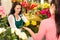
[0,15,9,28]
[0,27,24,40]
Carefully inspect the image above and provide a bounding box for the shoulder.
[41,17,52,26]
[41,17,55,28]
[20,14,25,17]
[8,14,14,19]
[8,14,14,17]
[41,18,50,23]
[20,14,24,16]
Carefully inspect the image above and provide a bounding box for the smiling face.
[14,5,21,14]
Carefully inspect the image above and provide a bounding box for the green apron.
[13,14,24,29]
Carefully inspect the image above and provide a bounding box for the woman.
[23,0,60,40]
[8,2,28,30]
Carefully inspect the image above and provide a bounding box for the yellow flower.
[33,7,38,10]
[31,20,37,26]
[25,21,30,26]
[41,2,50,8]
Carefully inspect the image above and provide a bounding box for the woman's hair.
[9,2,22,15]
[51,0,60,37]
[55,0,60,37]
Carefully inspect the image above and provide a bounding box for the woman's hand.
[23,27,35,36]
[23,27,31,31]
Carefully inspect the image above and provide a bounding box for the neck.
[14,13,19,16]
[51,12,55,15]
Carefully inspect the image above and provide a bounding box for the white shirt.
[8,14,28,28]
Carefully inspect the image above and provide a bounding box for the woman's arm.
[23,27,35,37]
[21,14,28,23]
[23,20,46,40]
[8,15,16,28]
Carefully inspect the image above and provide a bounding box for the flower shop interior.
[0,0,52,40]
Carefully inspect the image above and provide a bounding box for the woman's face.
[14,5,21,14]
[50,4,56,15]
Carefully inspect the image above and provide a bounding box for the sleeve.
[8,15,16,28]
[32,20,46,40]
[21,14,28,23]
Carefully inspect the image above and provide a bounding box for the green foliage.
[39,14,48,20]
[0,15,9,28]
[0,32,5,40]
[4,28,17,40]
[0,27,23,40]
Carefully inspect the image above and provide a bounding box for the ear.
[49,4,56,15]
[52,4,55,7]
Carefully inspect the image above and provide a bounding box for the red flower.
[26,7,31,10]
[21,1,29,8]
[40,9,47,15]
[30,3,38,9]
[21,1,38,10]
[46,9,51,17]
[47,13,51,18]
[40,8,51,18]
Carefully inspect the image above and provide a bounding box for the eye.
[17,8,19,9]
[17,8,21,9]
